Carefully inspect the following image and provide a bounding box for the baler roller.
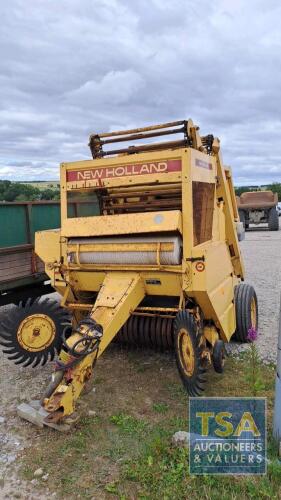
[68,235,182,266]
[114,314,174,351]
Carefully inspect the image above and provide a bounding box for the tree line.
[0,180,60,201]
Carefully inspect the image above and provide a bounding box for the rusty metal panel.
[0,245,45,287]
[237,190,278,209]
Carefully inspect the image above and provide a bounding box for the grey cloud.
[0,0,280,183]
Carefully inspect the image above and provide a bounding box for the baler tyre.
[174,311,206,396]
[233,284,258,342]
[0,297,71,367]
[268,207,279,231]
[239,210,246,229]
[212,340,226,373]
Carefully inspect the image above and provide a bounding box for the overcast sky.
[0,0,280,185]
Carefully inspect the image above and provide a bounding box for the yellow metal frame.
[44,272,145,418]
[34,119,245,422]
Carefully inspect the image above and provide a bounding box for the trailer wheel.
[239,210,247,230]
[268,207,279,231]
[174,311,206,396]
[233,284,258,342]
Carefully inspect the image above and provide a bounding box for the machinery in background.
[0,198,101,305]
[0,119,258,430]
[237,190,279,231]
[0,201,57,305]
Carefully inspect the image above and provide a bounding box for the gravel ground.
[228,223,281,363]
[0,225,280,497]
[0,301,56,499]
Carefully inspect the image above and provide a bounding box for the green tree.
[267,182,281,201]
[0,180,60,201]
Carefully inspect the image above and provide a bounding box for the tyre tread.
[233,283,258,342]
[268,207,279,231]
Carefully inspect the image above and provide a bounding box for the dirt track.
[0,224,281,497]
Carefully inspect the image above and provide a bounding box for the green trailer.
[0,201,60,305]
[0,198,98,305]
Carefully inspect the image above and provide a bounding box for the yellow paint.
[44,272,145,416]
[62,210,182,238]
[17,314,55,352]
[67,242,175,253]
[177,327,195,376]
[203,325,219,346]
[251,297,257,329]
[35,230,61,264]
[32,119,249,421]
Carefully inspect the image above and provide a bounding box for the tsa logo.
[189,398,266,474]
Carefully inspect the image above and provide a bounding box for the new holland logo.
[66,159,181,182]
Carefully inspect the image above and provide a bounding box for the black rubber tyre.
[0,297,71,367]
[174,310,206,396]
[212,340,226,373]
[239,210,246,230]
[268,207,279,231]
[233,284,258,342]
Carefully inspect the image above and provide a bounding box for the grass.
[18,347,280,499]
[152,402,169,414]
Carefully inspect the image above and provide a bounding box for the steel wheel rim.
[250,297,257,329]
[178,327,195,377]
[17,314,56,352]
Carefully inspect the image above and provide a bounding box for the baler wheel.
[0,298,70,367]
[233,284,258,342]
[212,340,226,373]
[174,311,206,396]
